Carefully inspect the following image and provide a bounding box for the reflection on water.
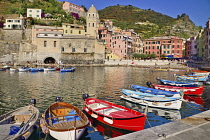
[0,67,209,139]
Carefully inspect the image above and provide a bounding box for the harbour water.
[0,66,209,140]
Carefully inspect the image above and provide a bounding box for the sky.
[59,0,210,28]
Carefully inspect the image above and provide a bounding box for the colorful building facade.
[143,36,184,58]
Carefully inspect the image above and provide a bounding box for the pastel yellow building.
[62,23,85,35]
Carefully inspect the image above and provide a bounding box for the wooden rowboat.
[82,94,146,132]
[0,99,39,140]
[42,97,89,140]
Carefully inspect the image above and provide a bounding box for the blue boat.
[0,68,6,71]
[156,77,201,87]
[174,74,208,82]
[29,68,39,72]
[131,84,182,98]
[60,68,75,72]
[121,89,180,102]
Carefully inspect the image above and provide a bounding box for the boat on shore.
[0,99,39,140]
[82,94,146,132]
[42,97,89,140]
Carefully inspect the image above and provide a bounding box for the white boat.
[122,100,181,121]
[43,68,56,72]
[10,68,18,72]
[120,95,183,110]
[18,67,29,72]
[0,99,39,140]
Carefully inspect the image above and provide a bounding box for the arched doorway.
[44,57,56,64]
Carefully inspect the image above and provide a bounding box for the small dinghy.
[82,94,146,132]
[42,97,89,140]
[0,99,39,140]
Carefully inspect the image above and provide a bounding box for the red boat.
[151,84,204,96]
[82,94,146,132]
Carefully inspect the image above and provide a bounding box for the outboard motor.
[82,94,89,100]
[156,77,161,84]
[55,97,63,102]
[29,99,36,106]
[146,82,152,88]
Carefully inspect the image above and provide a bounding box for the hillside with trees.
[0,0,85,26]
[98,5,202,39]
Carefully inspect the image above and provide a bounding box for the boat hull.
[49,127,86,140]
[120,95,182,110]
[152,84,204,96]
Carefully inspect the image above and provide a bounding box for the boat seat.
[14,115,31,124]
[94,106,113,112]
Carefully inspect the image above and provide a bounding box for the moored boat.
[43,68,56,72]
[150,83,204,96]
[0,99,39,140]
[42,97,89,140]
[29,68,39,72]
[122,89,181,102]
[174,74,208,83]
[131,84,182,98]
[18,67,29,72]
[60,68,75,72]
[0,67,7,71]
[156,77,201,87]
[82,94,146,132]
[120,94,182,110]
[10,68,18,72]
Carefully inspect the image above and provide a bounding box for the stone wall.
[0,29,23,42]
[0,41,20,63]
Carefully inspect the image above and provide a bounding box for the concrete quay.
[110,110,210,140]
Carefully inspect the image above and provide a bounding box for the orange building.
[143,36,184,58]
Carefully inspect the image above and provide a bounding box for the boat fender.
[21,132,31,140]
[91,113,98,118]
[103,117,113,124]
[165,103,172,106]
